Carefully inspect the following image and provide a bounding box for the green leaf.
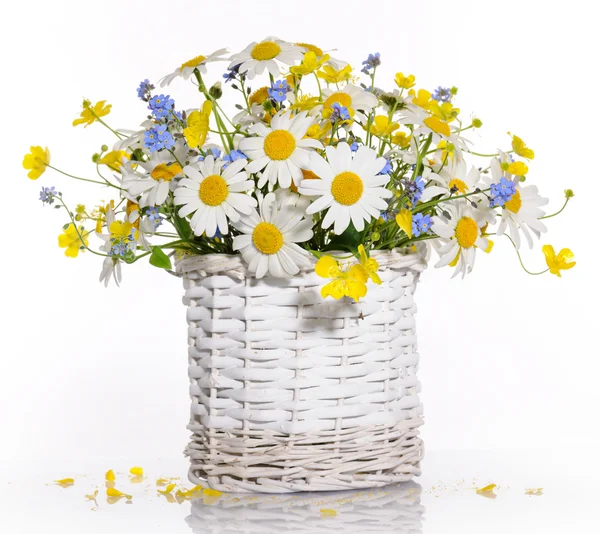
[325,222,361,252]
[149,246,172,270]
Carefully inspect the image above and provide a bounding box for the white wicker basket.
[177,248,426,493]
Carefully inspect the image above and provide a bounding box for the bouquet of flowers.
[23,38,575,299]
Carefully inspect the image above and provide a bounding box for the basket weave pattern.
[178,250,426,493]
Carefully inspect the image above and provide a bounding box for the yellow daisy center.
[296,42,324,56]
[331,171,364,206]
[180,55,206,70]
[151,163,182,182]
[251,42,281,61]
[505,190,522,213]
[199,174,228,206]
[449,178,468,193]
[455,217,479,248]
[249,87,270,106]
[252,222,283,255]
[264,130,296,160]
[324,92,352,108]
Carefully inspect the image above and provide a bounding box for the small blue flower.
[432,86,452,103]
[330,102,350,122]
[268,80,288,103]
[223,149,248,167]
[378,159,392,175]
[349,140,359,152]
[361,52,381,74]
[223,64,241,83]
[197,147,222,161]
[146,206,163,229]
[39,186,58,205]
[137,79,154,101]
[489,177,517,207]
[412,213,433,237]
[148,94,175,120]
[144,125,175,152]
[403,175,425,204]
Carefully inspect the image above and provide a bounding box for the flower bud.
[565,189,574,198]
[209,82,223,100]
[472,118,483,128]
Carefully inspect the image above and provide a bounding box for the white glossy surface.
[1,449,597,533]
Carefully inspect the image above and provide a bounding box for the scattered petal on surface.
[106,487,132,503]
[321,508,338,517]
[476,483,497,499]
[105,470,115,481]
[156,477,179,486]
[54,478,75,487]
[525,488,543,496]
[158,483,176,494]
[129,467,144,476]
[85,489,99,501]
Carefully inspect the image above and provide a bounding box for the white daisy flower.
[420,158,482,202]
[229,38,303,79]
[431,203,490,278]
[122,160,183,208]
[299,142,392,235]
[483,157,548,248]
[174,155,256,238]
[232,191,313,279]
[239,110,322,188]
[321,83,378,121]
[158,48,229,87]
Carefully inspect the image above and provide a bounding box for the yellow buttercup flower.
[98,150,130,171]
[431,102,460,123]
[290,51,330,75]
[184,100,212,149]
[58,224,89,258]
[423,116,450,137]
[392,131,411,148]
[22,146,50,180]
[358,245,382,285]
[290,94,321,112]
[368,115,400,137]
[410,89,435,111]
[542,245,576,277]
[395,209,413,238]
[317,64,353,84]
[73,99,111,127]
[505,161,528,176]
[511,134,535,159]
[315,256,369,302]
[394,72,416,89]
[305,121,332,140]
[109,220,137,241]
[296,42,324,57]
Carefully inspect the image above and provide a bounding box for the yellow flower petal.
[511,134,535,159]
[184,100,212,149]
[129,467,143,476]
[525,488,543,496]
[105,469,115,481]
[73,99,112,128]
[320,508,338,517]
[58,224,89,258]
[315,255,339,278]
[507,161,528,176]
[476,484,497,493]
[106,487,132,499]
[394,72,416,89]
[423,116,450,137]
[54,478,75,487]
[396,209,413,238]
[85,489,99,501]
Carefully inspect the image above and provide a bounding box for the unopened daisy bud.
[472,118,483,128]
[209,82,223,100]
[565,189,574,199]
[101,144,109,152]
[450,86,458,95]
[92,153,100,163]
[75,214,83,221]
[371,232,381,242]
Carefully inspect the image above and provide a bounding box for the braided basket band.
[178,249,426,493]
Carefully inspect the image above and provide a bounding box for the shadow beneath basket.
[184,481,424,533]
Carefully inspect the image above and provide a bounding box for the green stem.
[540,197,571,220]
[46,164,122,189]
[504,234,549,275]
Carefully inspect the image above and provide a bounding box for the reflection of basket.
[185,481,424,534]
[178,250,426,493]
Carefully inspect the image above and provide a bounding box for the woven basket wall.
[177,249,427,493]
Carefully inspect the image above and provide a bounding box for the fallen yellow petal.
[525,488,543,496]
[105,469,115,481]
[106,487,132,499]
[55,478,75,487]
[321,508,338,517]
[85,489,99,501]
[160,483,176,494]
[129,467,143,476]
[476,483,497,493]
[203,488,222,497]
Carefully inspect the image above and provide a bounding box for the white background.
[1,0,599,530]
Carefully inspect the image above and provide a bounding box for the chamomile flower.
[485,157,548,248]
[420,158,482,202]
[229,38,303,79]
[122,161,183,208]
[158,48,229,87]
[232,191,313,278]
[321,83,378,122]
[239,110,322,188]
[431,203,490,278]
[299,142,392,235]
[174,155,256,237]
